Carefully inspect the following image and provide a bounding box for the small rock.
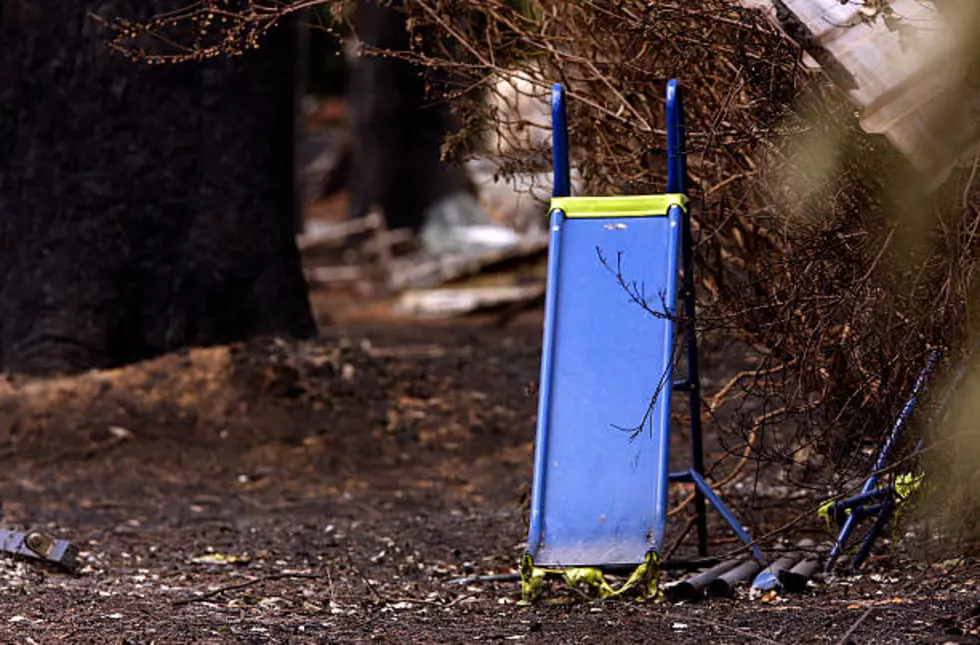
[108,426,134,440]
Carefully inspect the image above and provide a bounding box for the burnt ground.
[0,312,978,644]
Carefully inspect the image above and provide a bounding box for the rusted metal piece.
[0,529,80,572]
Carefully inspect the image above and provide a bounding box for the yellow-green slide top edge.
[550,194,688,219]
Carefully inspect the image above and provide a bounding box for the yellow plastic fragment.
[817,499,835,531]
[520,551,662,604]
[891,471,926,544]
[190,553,251,565]
[894,472,924,502]
[817,498,853,531]
[816,471,927,546]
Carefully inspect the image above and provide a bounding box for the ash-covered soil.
[0,319,976,644]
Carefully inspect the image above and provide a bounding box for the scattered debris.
[0,328,978,640]
[779,558,822,593]
[173,572,323,607]
[752,552,800,592]
[0,529,79,572]
[299,199,550,320]
[107,426,134,440]
[389,233,548,291]
[189,553,252,566]
[298,211,404,291]
[447,572,521,586]
[394,285,545,320]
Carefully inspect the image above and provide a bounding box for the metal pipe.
[850,502,888,520]
[751,552,799,591]
[667,559,743,602]
[779,558,820,593]
[707,559,762,598]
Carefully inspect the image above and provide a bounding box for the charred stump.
[0,2,316,376]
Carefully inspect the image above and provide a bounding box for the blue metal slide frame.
[823,349,940,573]
[523,81,761,584]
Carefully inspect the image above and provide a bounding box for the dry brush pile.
[102,1,980,524]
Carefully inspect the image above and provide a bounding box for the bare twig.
[173,572,323,606]
[834,606,875,645]
[663,610,787,645]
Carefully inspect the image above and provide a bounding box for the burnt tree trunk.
[0,2,317,376]
[346,0,469,231]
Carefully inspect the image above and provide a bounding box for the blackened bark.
[0,1,316,376]
[347,0,468,231]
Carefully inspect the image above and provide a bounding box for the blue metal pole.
[688,470,764,561]
[551,84,571,198]
[851,502,888,519]
[824,350,940,572]
[867,350,940,479]
[525,209,566,559]
[829,488,893,517]
[667,79,708,556]
[651,206,685,554]
[666,80,684,194]
[850,500,895,571]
